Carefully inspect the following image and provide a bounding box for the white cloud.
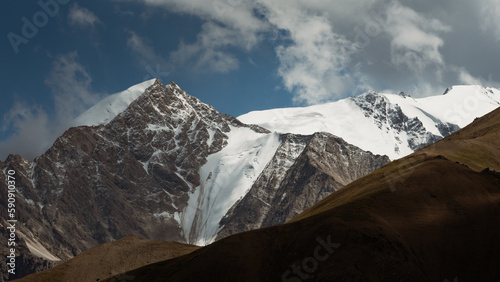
[125,0,458,103]
[455,67,483,85]
[45,52,103,121]
[169,22,258,73]
[480,0,500,41]
[139,0,266,32]
[0,103,53,160]
[262,1,359,104]
[126,31,171,80]
[116,0,268,73]
[68,3,102,28]
[126,31,162,65]
[108,0,500,102]
[385,4,450,72]
[0,52,103,160]
[451,66,500,89]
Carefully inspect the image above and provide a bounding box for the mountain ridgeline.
[105,94,500,282]
[2,79,499,281]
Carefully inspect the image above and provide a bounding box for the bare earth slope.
[14,236,199,282]
[105,107,500,281]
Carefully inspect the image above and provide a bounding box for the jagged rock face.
[350,92,459,153]
[0,81,251,262]
[217,133,389,239]
[217,134,311,238]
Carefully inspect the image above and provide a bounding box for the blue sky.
[1,0,500,160]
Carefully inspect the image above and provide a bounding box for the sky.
[1,0,500,160]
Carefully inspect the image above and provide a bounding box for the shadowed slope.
[105,107,500,281]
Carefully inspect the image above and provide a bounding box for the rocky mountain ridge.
[0,79,389,280]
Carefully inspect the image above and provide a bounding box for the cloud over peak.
[115,0,500,104]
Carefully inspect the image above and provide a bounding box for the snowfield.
[74,79,156,127]
[238,85,500,159]
[180,126,280,245]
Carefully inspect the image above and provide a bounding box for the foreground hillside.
[104,107,500,281]
[14,236,199,282]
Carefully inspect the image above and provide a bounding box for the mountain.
[216,132,388,241]
[239,85,500,159]
[73,78,157,127]
[105,103,500,282]
[0,79,388,280]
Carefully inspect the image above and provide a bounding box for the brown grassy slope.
[419,111,500,171]
[104,108,500,281]
[14,236,199,282]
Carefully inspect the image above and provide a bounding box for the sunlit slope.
[295,106,500,221]
[14,236,199,282]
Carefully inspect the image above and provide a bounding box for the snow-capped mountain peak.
[73,78,157,127]
[238,85,500,159]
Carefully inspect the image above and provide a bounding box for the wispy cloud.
[119,0,500,103]
[46,52,103,120]
[385,5,450,73]
[117,0,267,73]
[0,52,103,160]
[169,22,255,73]
[126,31,170,80]
[0,103,53,161]
[113,4,136,17]
[480,0,500,41]
[263,1,360,104]
[68,3,102,28]
[126,31,162,66]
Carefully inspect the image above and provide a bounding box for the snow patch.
[153,211,171,219]
[74,79,156,126]
[25,199,35,206]
[180,127,280,245]
[22,235,61,261]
